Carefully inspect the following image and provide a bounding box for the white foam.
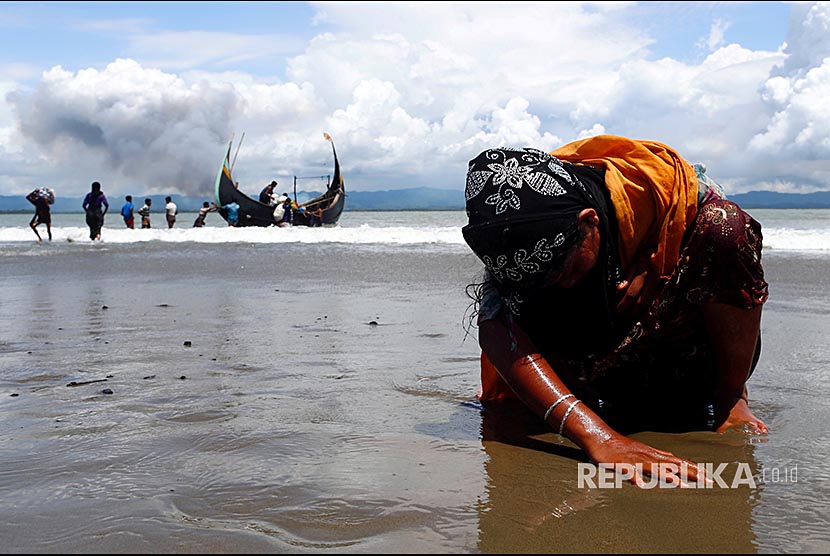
[0,223,829,252]
[0,224,466,245]
[762,228,830,252]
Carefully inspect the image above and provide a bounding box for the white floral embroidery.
[505,291,524,316]
[489,157,533,189]
[548,158,573,183]
[482,254,508,282]
[469,147,576,216]
[481,237,558,284]
[526,171,567,196]
[485,187,520,214]
[520,147,545,156]
[534,237,556,261]
[506,249,537,281]
[466,170,492,201]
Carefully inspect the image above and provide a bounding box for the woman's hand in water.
[584,432,711,488]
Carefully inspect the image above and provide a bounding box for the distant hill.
[2,188,830,213]
[728,190,830,209]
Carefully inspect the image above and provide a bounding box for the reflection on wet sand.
[1,244,827,552]
[477,403,760,553]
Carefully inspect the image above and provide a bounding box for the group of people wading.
[25,181,217,242]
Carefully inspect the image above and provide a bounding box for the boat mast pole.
[231,132,245,173]
[226,132,235,161]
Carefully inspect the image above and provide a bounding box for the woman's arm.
[479,313,708,486]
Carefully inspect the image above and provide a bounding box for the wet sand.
[0,243,828,553]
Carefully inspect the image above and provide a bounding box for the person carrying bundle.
[26,187,55,242]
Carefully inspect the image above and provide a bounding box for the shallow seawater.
[0,236,828,553]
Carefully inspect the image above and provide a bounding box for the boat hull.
[213,139,345,227]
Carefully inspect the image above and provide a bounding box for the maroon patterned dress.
[479,195,769,433]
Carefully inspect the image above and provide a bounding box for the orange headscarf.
[552,135,699,280]
[478,136,701,403]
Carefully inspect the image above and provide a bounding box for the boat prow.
[213,134,345,227]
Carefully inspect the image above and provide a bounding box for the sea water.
[0,209,828,252]
[0,208,828,552]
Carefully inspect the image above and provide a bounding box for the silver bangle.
[558,400,582,436]
[543,394,574,423]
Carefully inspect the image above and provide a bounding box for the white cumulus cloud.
[3,1,830,197]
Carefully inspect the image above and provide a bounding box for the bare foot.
[715,398,768,435]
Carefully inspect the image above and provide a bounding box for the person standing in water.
[120,195,135,229]
[193,201,216,227]
[222,201,240,227]
[165,196,178,229]
[82,181,109,241]
[138,198,152,229]
[26,188,54,242]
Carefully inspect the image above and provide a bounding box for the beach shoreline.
[0,242,828,553]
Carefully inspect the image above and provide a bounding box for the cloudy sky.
[1,1,829,198]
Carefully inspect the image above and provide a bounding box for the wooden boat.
[214,133,345,227]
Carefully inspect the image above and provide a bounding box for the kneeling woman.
[463,136,768,485]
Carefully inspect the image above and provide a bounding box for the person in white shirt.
[138,198,152,228]
[165,196,178,229]
[193,201,216,227]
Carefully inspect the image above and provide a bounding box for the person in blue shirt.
[279,198,293,227]
[120,195,134,229]
[222,201,240,227]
